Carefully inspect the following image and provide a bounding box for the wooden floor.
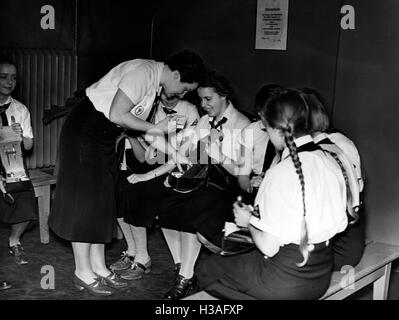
[1,221,399,300]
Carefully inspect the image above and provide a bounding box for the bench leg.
[373,263,392,300]
[35,185,50,245]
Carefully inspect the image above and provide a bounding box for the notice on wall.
[255,0,289,50]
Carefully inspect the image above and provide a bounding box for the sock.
[117,218,136,257]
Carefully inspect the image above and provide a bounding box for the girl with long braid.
[196,89,348,300]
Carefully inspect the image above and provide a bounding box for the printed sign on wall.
[255,0,289,50]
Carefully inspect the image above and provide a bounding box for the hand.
[11,119,23,136]
[171,150,192,172]
[154,115,178,135]
[250,175,264,189]
[233,201,252,228]
[127,173,151,184]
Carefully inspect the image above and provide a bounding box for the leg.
[109,218,136,271]
[90,243,111,278]
[164,232,202,300]
[180,232,202,279]
[117,218,136,257]
[120,226,151,280]
[9,222,31,265]
[130,225,150,265]
[72,242,97,283]
[162,228,182,266]
[9,221,30,247]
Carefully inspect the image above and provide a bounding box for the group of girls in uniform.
[111,73,365,300]
[47,47,364,300]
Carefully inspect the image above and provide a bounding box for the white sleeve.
[250,167,300,242]
[20,106,34,139]
[118,65,150,105]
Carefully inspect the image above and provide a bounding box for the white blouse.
[1,96,34,139]
[188,103,250,167]
[86,59,163,121]
[250,135,348,246]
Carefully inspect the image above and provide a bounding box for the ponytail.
[283,125,309,267]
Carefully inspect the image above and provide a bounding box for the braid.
[325,151,359,224]
[283,126,309,267]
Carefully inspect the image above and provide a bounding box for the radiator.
[0,49,78,169]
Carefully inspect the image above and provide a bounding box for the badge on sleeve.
[133,106,144,117]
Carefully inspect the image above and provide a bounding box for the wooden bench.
[184,241,399,300]
[29,169,57,244]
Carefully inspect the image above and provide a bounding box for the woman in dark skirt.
[0,56,36,265]
[48,51,206,296]
[158,71,250,300]
[196,89,349,300]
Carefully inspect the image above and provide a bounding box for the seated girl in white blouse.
[196,89,348,300]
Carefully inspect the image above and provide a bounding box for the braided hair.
[265,89,311,267]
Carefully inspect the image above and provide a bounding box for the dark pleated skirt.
[197,242,333,300]
[0,182,37,224]
[158,169,240,245]
[117,150,167,227]
[49,97,123,243]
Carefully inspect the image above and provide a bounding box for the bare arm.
[233,201,281,258]
[109,89,156,132]
[249,225,280,258]
[23,137,33,151]
[128,136,147,163]
[126,162,176,184]
[237,175,252,192]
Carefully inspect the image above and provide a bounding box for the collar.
[312,132,329,144]
[0,96,12,107]
[281,135,314,160]
[208,102,234,125]
[257,120,266,132]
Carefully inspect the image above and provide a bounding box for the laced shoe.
[120,259,151,280]
[110,251,135,271]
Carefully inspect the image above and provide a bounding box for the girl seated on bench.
[302,87,365,271]
[158,71,250,300]
[196,89,348,300]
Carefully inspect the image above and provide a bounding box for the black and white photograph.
[1,0,399,310]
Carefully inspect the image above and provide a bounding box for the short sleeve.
[118,65,151,105]
[13,103,34,139]
[250,166,301,242]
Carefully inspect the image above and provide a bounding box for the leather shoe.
[120,260,151,280]
[9,244,28,265]
[164,275,196,300]
[97,272,128,289]
[0,281,12,291]
[72,274,114,296]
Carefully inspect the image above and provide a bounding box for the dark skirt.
[333,214,365,271]
[49,97,123,243]
[158,170,240,246]
[196,242,333,300]
[0,182,37,224]
[117,150,167,227]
